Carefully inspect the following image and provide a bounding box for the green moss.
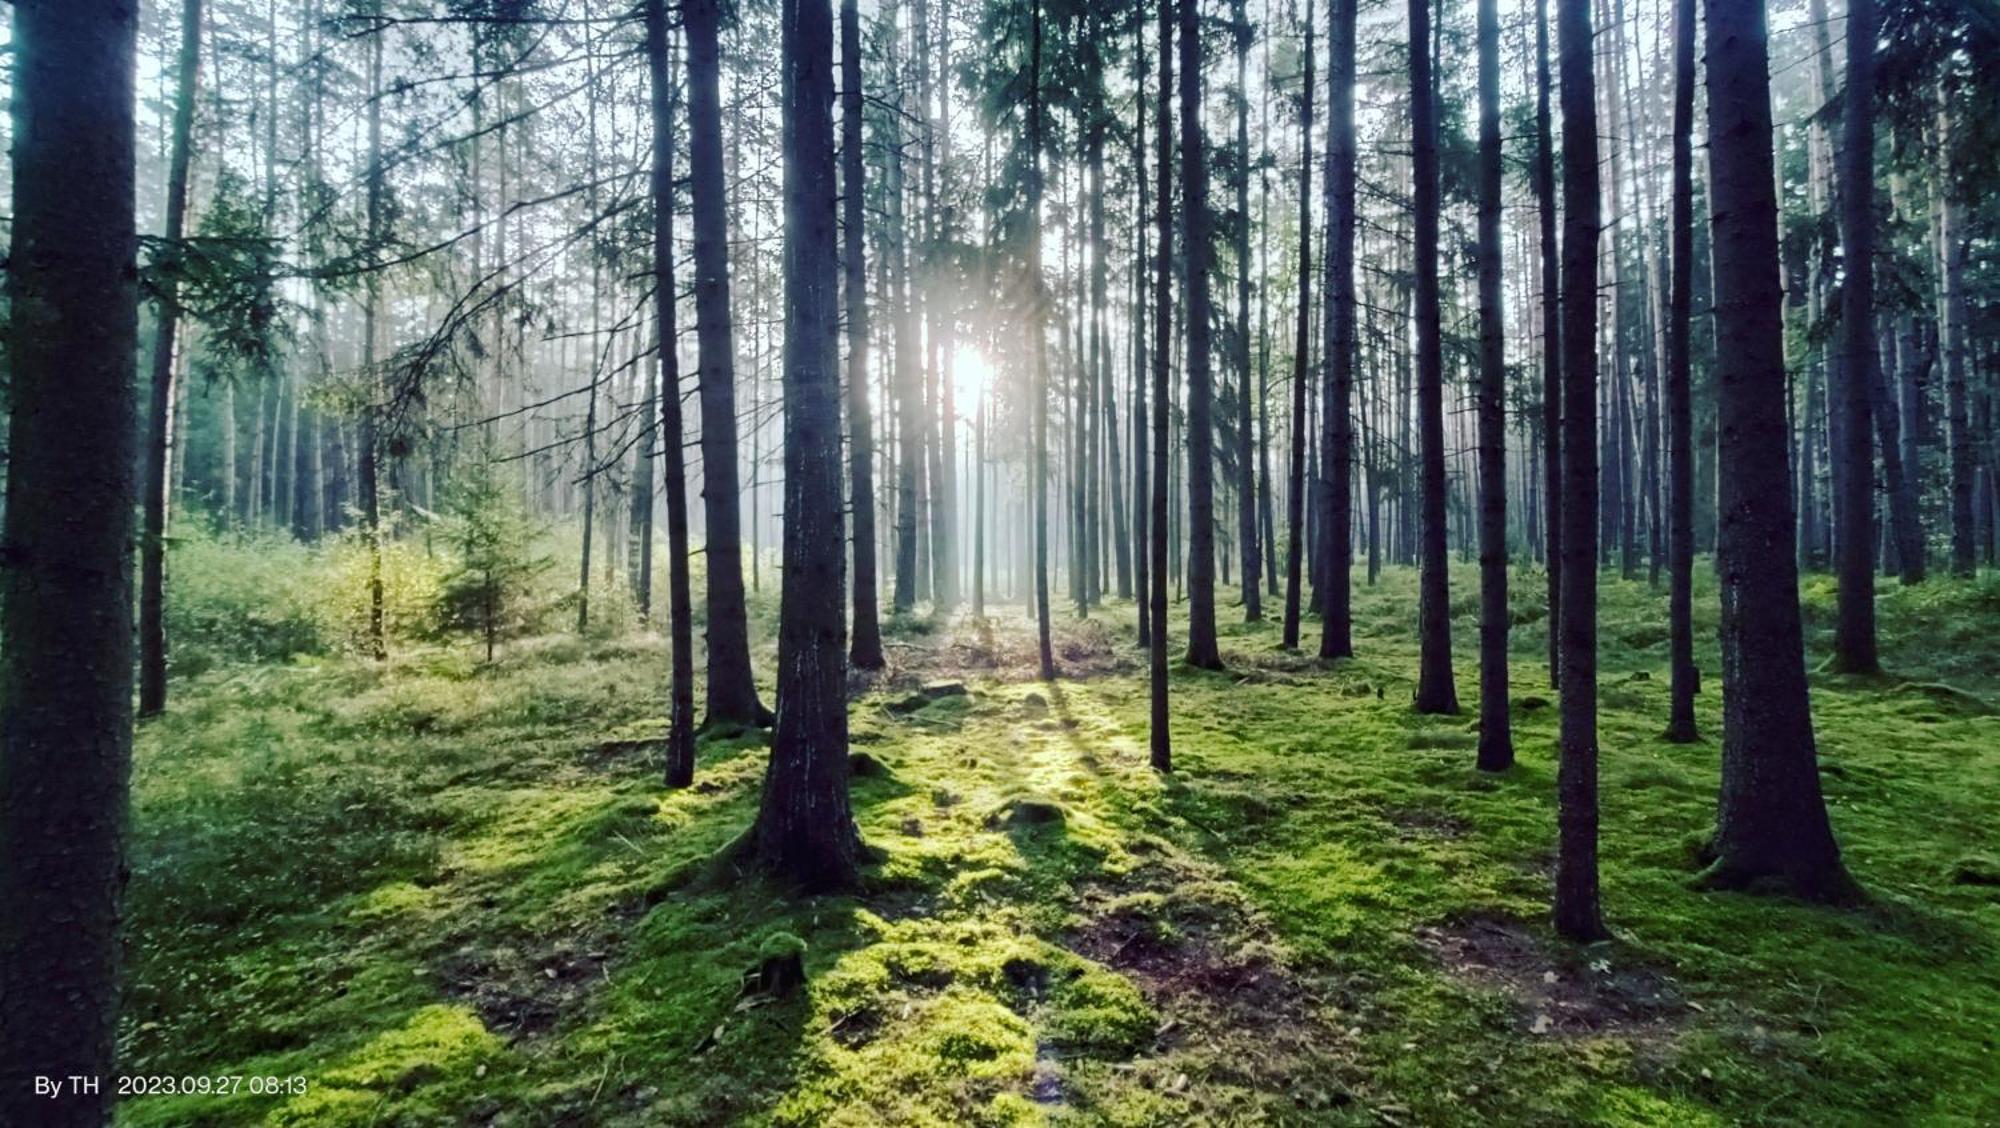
[117,565,2000,1125]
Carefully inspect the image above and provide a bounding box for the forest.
[0,0,1996,1122]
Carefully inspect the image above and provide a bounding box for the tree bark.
[843,0,884,668]
[1700,0,1852,902]
[139,0,204,717]
[1320,0,1356,661]
[1554,0,1607,942]
[1150,0,1175,767]
[1281,0,1315,651]
[1411,0,1458,713]
[1178,0,1222,669]
[1231,0,1259,621]
[751,0,863,888]
[1535,0,1561,689]
[687,0,770,725]
[1830,0,1879,674]
[1473,0,1511,769]
[1664,0,1698,742]
[648,0,699,788]
[0,2,141,1120]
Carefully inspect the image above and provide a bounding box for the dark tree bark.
[890,58,922,614]
[1664,0,1699,743]
[1319,0,1356,661]
[1473,0,1511,770]
[1554,0,1607,942]
[1410,0,1458,714]
[1179,0,1222,670]
[1936,110,1973,577]
[1232,0,1259,622]
[1700,0,1852,902]
[687,0,770,726]
[359,8,386,662]
[1280,0,1315,650]
[1534,0,1561,689]
[0,2,141,1120]
[1133,0,1152,650]
[1030,0,1055,680]
[842,0,884,669]
[1830,0,1879,674]
[750,0,862,889]
[1873,317,1923,587]
[139,0,203,717]
[1150,0,1174,769]
[648,0,699,789]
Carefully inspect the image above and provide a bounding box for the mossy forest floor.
[121,565,2000,1125]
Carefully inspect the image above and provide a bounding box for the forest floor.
[118,565,2000,1126]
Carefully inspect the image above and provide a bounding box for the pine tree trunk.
[687,0,769,724]
[649,0,698,787]
[843,0,885,668]
[1150,0,1174,767]
[1411,0,1458,713]
[1280,0,1315,651]
[1700,0,1851,902]
[1320,0,1356,660]
[1230,0,1258,621]
[139,0,203,716]
[1535,0,1561,689]
[1554,0,1607,942]
[360,9,386,660]
[1473,0,1511,769]
[1030,0,1055,679]
[1937,107,1974,576]
[751,0,862,888]
[0,4,141,1120]
[1132,0,1152,649]
[1178,0,1222,669]
[1831,0,1879,673]
[1664,0,1699,742]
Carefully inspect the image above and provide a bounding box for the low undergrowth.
[118,565,2000,1125]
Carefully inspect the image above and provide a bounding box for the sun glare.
[952,345,993,417]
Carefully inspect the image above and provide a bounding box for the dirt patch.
[869,615,1137,691]
[1383,806,1470,840]
[435,942,609,1041]
[1415,916,1687,1039]
[1064,860,1362,1107]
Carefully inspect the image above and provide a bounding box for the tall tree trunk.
[1831,0,1879,673]
[1473,0,1511,769]
[1030,0,1055,679]
[1280,0,1315,650]
[1179,0,1222,669]
[577,6,604,634]
[648,1,698,787]
[890,9,923,614]
[359,8,386,661]
[1150,0,1175,768]
[1874,313,1923,586]
[1937,106,1973,576]
[0,3,140,1120]
[139,0,203,716]
[1535,0,1561,689]
[1231,0,1259,621]
[1664,0,1699,742]
[687,0,769,725]
[1700,0,1851,902]
[843,0,885,668]
[1411,0,1458,713]
[1320,0,1356,660]
[1133,0,1152,648]
[1554,0,1606,942]
[751,0,863,888]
